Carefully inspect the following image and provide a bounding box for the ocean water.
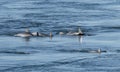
[0,0,120,72]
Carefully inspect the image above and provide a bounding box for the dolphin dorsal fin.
[98,48,101,53]
[37,32,39,36]
[78,27,83,34]
[50,32,52,37]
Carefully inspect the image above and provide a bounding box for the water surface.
[0,0,120,72]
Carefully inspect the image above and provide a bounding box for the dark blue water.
[0,0,120,72]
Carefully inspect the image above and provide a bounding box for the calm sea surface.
[0,0,120,72]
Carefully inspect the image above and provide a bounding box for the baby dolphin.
[14,29,33,37]
[88,48,106,53]
[89,48,101,53]
[32,32,53,37]
[67,27,84,36]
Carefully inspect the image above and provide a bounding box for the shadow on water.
[23,37,31,42]
[21,36,53,42]
[0,51,30,54]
